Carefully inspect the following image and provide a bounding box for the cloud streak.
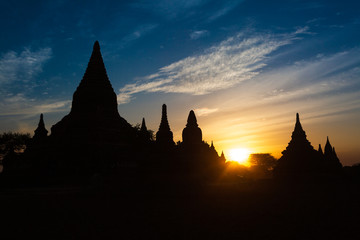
[0,47,52,85]
[118,29,303,104]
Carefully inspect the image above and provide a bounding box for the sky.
[0,0,360,165]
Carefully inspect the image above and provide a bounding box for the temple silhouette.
[274,113,342,180]
[17,41,225,182]
[1,41,345,184]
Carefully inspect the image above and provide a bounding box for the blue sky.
[1,0,360,165]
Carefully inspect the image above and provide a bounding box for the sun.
[228,148,251,165]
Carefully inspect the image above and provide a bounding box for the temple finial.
[93,41,100,50]
[140,117,147,132]
[296,113,299,123]
[186,110,198,127]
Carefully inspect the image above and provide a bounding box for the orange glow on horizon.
[227,148,251,166]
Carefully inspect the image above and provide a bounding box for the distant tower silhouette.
[318,144,324,156]
[156,104,174,145]
[274,113,322,179]
[182,110,202,144]
[33,113,48,141]
[220,151,226,163]
[50,41,134,143]
[139,117,151,143]
[324,136,342,171]
[210,141,215,150]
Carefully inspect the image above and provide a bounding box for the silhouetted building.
[29,41,138,175]
[182,110,202,145]
[323,137,342,173]
[274,113,343,180]
[274,113,323,180]
[33,114,48,141]
[220,151,226,162]
[51,41,135,144]
[138,117,151,143]
[156,104,174,145]
[318,144,324,156]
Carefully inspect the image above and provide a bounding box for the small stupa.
[138,117,151,143]
[182,110,202,145]
[33,113,48,141]
[156,104,174,145]
[324,137,342,171]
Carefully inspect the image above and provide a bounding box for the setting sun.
[228,148,251,165]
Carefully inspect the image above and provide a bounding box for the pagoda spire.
[324,136,333,155]
[156,104,174,145]
[139,117,151,143]
[292,113,307,140]
[182,110,202,144]
[33,113,48,140]
[186,110,198,127]
[318,144,323,155]
[140,118,147,132]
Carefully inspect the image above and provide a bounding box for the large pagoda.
[50,41,135,144]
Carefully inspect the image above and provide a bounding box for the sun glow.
[228,148,251,165]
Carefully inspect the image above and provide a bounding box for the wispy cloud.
[194,108,218,116]
[117,29,303,104]
[207,0,244,22]
[0,47,52,84]
[122,24,158,45]
[190,30,209,40]
[0,93,71,117]
[0,46,70,120]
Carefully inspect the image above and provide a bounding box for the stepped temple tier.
[274,113,342,180]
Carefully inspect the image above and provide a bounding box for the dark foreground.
[0,179,359,240]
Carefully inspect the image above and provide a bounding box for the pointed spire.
[186,110,198,127]
[211,141,214,149]
[318,144,323,155]
[220,151,226,162]
[182,110,202,144]
[79,40,110,85]
[291,113,308,142]
[159,104,171,131]
[156,104,174,145]
[325,136,333,155]
[333,147,337,157]
[140,117,147,132]
[33,113,48,140]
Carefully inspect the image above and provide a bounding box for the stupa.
[33,114,48,141]
[182,110,202,145]
[324,137,342,172]
[156,104,174,145]
[138,118,151,143]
